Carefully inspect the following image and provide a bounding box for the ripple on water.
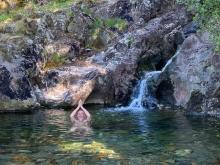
[0,108,220,164]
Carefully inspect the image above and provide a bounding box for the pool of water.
[1,106,220,165]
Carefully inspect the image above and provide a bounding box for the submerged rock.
[59,141,120,159]
[175,149,192,157]
[12,154,32,164]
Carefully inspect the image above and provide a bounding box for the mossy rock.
[59,141,120,159]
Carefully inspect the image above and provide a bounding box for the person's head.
[75,109,87,122]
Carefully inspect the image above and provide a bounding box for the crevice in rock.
[156,79,175,106]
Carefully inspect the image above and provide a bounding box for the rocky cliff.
[0,0,189,111]
[1,0,207,112]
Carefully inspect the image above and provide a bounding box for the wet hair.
[74,109,87,121]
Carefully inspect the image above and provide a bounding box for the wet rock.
[161,33,220,115]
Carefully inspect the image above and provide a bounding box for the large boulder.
[161,33,220,115]
[35,64,105,107]
[0,34,41,111]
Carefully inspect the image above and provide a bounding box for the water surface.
[1,107,220,165]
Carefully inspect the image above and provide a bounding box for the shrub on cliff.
[177,0,220,52]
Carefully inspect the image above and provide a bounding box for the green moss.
[87,17,127,49]
[104,18,127,31]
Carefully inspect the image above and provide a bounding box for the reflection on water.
[1,107,220,164]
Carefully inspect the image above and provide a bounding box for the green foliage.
[0,0,74,23]
[177,0,220,52]
[45,53,66,69]
[77,5,127,49]
[90,17,127,36]
[104,18,127,31]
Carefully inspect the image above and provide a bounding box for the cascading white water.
[110,71,161,112]
[128,71,161,110]
[128,78,147,109]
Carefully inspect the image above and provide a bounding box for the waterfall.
[109,71,161,112]
[128,78,147,109]
[128,71,161,110]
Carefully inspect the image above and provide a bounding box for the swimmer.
[70,100,91,133]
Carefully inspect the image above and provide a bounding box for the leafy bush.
[177,0,220,52]
[45,53,66,69]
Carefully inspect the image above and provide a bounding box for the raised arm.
[70,100,84,120]
[81,106,91,121]
[70,104,80,122]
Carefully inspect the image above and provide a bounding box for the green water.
[1,107,220,165]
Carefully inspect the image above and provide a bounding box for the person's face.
[77,110,86,121]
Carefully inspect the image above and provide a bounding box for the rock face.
[161,33,220,115]
[0,34,40,111]
[0,0,191,111]
[86,7,189,105]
